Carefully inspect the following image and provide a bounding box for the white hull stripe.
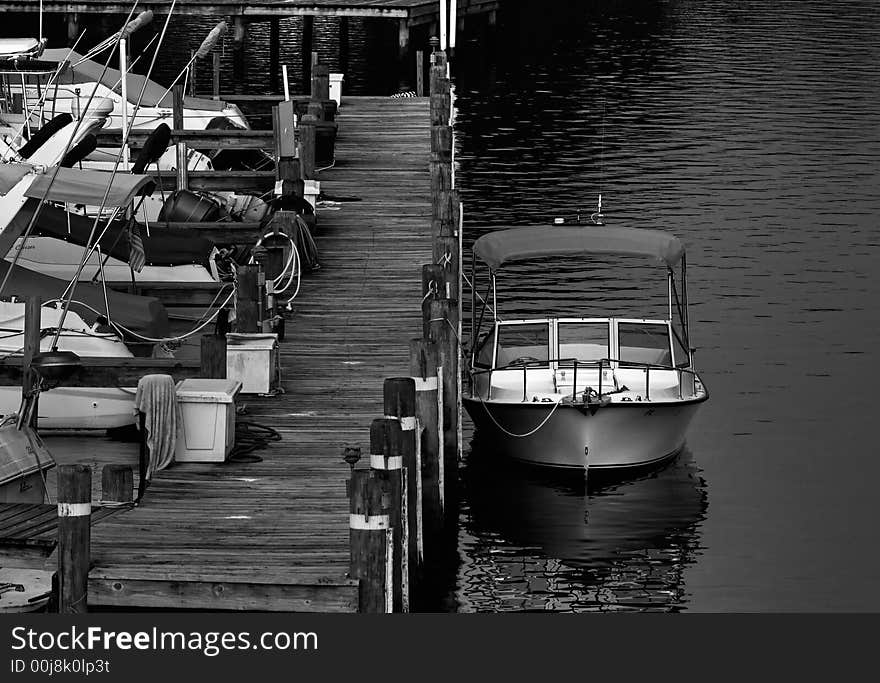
[58,502,91,517]
[349,513,390,530]
[384,415,416,431]
[412,376,438,392]
[370,454,403,470]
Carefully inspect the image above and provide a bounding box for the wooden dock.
[1,96,434,612]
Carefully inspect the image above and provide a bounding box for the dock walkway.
[36,96,431,611]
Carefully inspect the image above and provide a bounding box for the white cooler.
[226,333,280,394]
[329,73,344,106]
[175,378,242,462]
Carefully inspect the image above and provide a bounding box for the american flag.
[127,219,146,273]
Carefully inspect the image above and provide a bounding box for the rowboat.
[464,225,709,470]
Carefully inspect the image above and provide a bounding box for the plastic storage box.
[174,378,242,462]
[329,73,344,106]
[226,333,280,394]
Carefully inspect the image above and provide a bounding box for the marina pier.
[0,34,462,612]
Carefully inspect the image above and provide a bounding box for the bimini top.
[24,166,155,207]
[472,225,685,270]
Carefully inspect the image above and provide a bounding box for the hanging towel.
[134,374,180,479]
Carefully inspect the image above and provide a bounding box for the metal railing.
[470,357,701,402]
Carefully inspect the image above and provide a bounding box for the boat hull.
[463,396,706,470]
[0,386,135,430]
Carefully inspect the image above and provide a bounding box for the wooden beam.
[88,568,358,612]
[0,357,201,387]
[96,129,275,150]
[3,3,411,19]
[152,170,276,193]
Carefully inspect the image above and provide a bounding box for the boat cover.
[0,165,31,195]
[0,261,169,339]
[43,49,228,111]
[24,166,155,207]
[472,226,685,270]
[11,199,215,269]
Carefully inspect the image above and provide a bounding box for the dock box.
[174,378,241,463]
[329,73,344,106]
[226,333,280,394]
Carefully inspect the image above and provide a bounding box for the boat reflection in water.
[457,442,708,612]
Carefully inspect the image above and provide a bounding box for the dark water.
[450,0,880,612]
[11,1,880,611]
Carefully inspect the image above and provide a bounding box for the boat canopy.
[11,199,215,269]
[43,49,228,111]
[24,166,155,207]
[472,226,685,271]
[0,165,31,195]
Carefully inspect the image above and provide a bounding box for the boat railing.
[470,357,700,402]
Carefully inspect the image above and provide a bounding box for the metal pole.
[119,38,130,170]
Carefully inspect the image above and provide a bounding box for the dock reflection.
[458,448,708,612]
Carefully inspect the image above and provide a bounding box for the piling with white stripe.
[370,417,407,612]
[349,468,392,613]
[58,464,92,614]
[383,377,420,597]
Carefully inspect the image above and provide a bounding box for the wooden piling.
[234,264,260,333]
[274,102,305,198]
[416,50,425,97]
[311,64,330,101]
[172,84,188,190]
[409,339,442,555]
[349,468,391,613]
[301,15,314,92]
[383,377,420,590]
[426,299,458,496]
[432,236,460,302]
[298,114,317,179]
[370,418,406,612]
[22,296,41,428]
[101,465,133,504]
[269,18,280,94]
[58,464,91,614]
[212,51,221,100]
[200,334,227,378]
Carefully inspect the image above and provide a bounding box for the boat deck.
[2,96,432,611]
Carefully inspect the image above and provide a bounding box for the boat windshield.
[495,322,549,368]
[618,322,672,366]
[557,321,608,367]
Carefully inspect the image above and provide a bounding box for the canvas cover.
[0,423,54,487]
[472,226,686,270]
[24,166,154,207]
[11,200,215,269]
[0,261,169,339]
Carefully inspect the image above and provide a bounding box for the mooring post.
[370,418,407,612]
[311,63,330,101]
[409,338,442,557]
[429,152,453,196]
[200,334,227,378]
[349,468,391,613]
[172,84,188,191]
[426,299,459,500]
[22,296,41,428]
[429,50,450,127]
[234,264,260,333]
[432,236,460,303]
[416,50,425,97]
[101,464,133,504]
[298,113,317,180]
[212,51,221,100]
[58,464,91,614]
[383,377,421,592]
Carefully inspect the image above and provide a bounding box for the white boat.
[463,225,709,471]
[0,300,136,429]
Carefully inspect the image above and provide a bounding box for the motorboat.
[0,300,138,429]
[463,225,709,470]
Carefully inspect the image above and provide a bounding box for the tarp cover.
[24,166,154,207]
[11,200,215,269]
[0,261,169,339]
[472,226,685,270]
[0,164,31,195]
[44,49,228,111]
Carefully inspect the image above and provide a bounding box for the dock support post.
[232,16,246,94]
[172,84,188,191]
[298,114,317,180]
[58,464,91,614]
[349,469,392,613]
[311,64,330,101]
[409,339,442,564]
[416,50,425,97]
[429,50,450,127]
[200,334,227,378]
[101,465,133,504]
[212,51,221,100]
[234,264,260,333]
[370,418,407,612]
[301,15,314,93]
[23,296,41,428]
[339,17,349,75]
[383,378,420,597]
[398,19,412,91]
[67,13,79,46]
[426,300,459,509]
[269,19,280,94]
